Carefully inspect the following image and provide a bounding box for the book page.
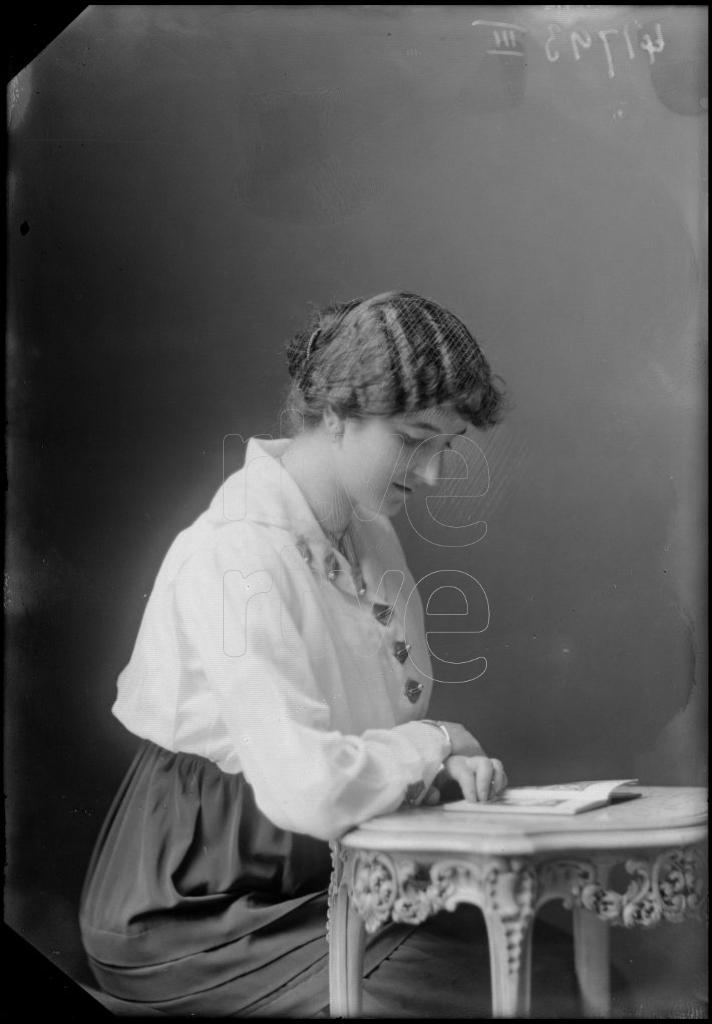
[502,779,639,801]
[442,779,639,815]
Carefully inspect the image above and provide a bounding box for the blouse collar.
[211,435,343,547]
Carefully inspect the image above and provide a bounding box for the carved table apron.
[327,787,707,1018]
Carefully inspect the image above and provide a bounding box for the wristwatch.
[420,719,453,758]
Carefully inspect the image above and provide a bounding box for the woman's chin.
[351,494,401,521]
[383,492,410,517]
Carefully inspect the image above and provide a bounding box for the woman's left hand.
[423,755,508,805]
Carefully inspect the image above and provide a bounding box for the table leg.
[573,906,611,1018]
[480,859,537,1017]
[328,880,365,1018]
[482,906,534,1017]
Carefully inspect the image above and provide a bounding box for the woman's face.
[336,405,469,519]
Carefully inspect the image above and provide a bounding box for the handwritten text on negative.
[472,19,666,81]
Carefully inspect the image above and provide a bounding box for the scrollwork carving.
[340,844,706,947]
[351,852,399,933]
[429,859,481,912]
[576,882,625,922]
[618,848,705,927]
[348,853,480,933]
[540,847,706,928]
[538,858,598,908]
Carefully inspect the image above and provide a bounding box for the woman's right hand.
[439,722,487,758]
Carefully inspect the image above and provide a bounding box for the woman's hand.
[445,755,508,803]
[423,755,508,805]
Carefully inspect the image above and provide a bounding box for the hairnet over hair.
[283,291,506,434]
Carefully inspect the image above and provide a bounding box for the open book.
[442,779,640,816]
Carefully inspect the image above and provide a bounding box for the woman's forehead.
[394,406,468,434]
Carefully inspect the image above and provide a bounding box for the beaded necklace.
[277,453,367,597]
[325,525,367,597]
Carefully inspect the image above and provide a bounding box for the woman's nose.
[412,450,444,487]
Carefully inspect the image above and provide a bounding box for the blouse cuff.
[396,720,452,772]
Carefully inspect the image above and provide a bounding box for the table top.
[339,787,708,856]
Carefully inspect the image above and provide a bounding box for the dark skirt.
[80,741,581,1018]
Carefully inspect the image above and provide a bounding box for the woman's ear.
[322,406,345,442]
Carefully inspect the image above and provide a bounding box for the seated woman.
[79,291,517,1017]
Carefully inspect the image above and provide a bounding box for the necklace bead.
[373,603,394,626]
[393,640,412,664]
[405,678,424,704]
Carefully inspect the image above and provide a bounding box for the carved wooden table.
[327,787,707,1018]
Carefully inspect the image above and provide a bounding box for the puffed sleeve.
[171,531,448,841]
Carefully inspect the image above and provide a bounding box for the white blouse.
[113,436,449,840]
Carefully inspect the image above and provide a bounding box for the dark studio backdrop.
[6,5,707,1015]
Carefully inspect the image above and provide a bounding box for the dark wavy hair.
[282,291,507,434]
